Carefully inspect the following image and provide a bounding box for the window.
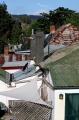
[65,93,79,120]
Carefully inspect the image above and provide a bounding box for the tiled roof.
[50,23,79,46]
[44,48,79,88]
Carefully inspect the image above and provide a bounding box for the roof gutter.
[54,86,79,90]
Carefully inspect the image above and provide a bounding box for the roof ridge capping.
[64,23,71,27]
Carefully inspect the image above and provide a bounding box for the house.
[50,23,79,45]
[0,46,30,67]
[43,47,79,120]
[44,23,79,53]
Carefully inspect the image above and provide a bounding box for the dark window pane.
[65,94,79,120]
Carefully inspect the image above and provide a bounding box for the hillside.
[12,14,43,21]
[21,22,30,33]
[12,14,43,33]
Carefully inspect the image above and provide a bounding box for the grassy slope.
[21,22,30,33]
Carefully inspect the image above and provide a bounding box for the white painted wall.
[54,92,65,120]
[46,72,55,120]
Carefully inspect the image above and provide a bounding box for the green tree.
[0,2,13,53]
[30,7,77,34]
[37,12,50,33]
[53,7,75,28]
[64,13,79,28]
[18,15,31,24]
[0,2,23,53]
[26,20,39,37]
[10,22,22,45]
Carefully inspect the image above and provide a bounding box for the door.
[65,93,79,120]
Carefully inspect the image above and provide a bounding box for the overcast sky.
[0,0,79,15]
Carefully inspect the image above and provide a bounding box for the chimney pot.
[4,46,9,56]
[50,26,55,33]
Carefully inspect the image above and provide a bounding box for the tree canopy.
[0,2,22,53]
[18,15,31,24]
[27,7,79,36]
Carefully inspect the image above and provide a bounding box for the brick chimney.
[50,26,55,33]
[4,46,9,56]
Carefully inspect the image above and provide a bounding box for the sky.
[0,0,79,15]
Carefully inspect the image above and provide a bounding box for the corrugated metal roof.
[44,48,79,88]
[12,101,52,120]
[13,64,37,81]
[2,61,28,67]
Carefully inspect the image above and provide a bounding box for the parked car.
[0,102,8,118]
